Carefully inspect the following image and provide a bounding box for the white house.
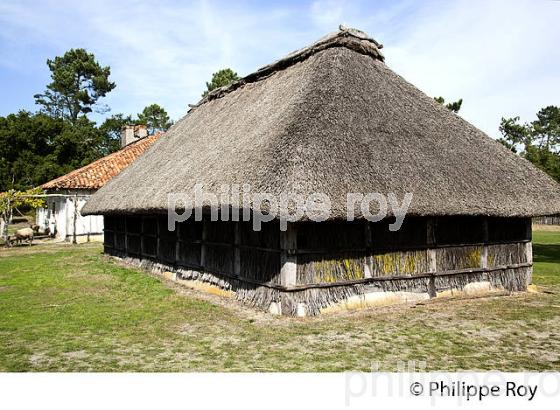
[36,125,161,242]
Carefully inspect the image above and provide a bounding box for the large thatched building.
[83,28,560,316]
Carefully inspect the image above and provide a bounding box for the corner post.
[525,218,533,285]
[280,223,299,315]
[280,223,297,287]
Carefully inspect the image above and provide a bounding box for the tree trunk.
[0,217,6,241]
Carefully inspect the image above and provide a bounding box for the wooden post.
[525,218,533,285]
[123,214,127,254]
[200,219,207,269]
[87,214,91,243]
[280,223,297,287]
[279,223,298,315]
[140,217,145,257]
[481,217,489,269]
[155,217,160,259]
[363,222,372,278]
[122,214,126,253]
[426,218,437,297]
[426,218,436,272]
[72,193,78,244]
[234,221,241,277]
[175,222,181,266]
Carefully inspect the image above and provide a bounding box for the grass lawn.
[0,231,559,371]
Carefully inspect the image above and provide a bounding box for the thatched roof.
[83,27,560,219]
[42,133,162,190]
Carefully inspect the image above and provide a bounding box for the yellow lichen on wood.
[372,251,424,276]
[436,246,483,270]
[313,256,365,283]
[468,248,481,267]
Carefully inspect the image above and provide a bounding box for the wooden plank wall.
[295,217,531,286]
[104,215,532,288]
[104,216,281,285]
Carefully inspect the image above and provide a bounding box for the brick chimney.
[121,125,148,148]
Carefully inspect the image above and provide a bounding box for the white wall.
[36,191,104,241]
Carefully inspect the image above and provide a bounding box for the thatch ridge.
[82,27,560,218]
[189,26,384,110]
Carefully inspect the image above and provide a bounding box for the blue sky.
[0,0,558,138]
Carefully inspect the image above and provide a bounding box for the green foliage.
[202,68,240,97]
[499,106,560,181]
[0,188,45,238]
[99,113,134,153]
[34,48,116,122]
[498,116,529,153]
[137,104,172,134]
[0,111,121,192]
[1,48,176,193]
[0,188,45,214]
[51,117,110,168]
[0,111,64,191]
[434,96,463,113]
[533,105,560,152]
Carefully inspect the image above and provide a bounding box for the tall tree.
[34,48,116,123]
[0,111,64,191]
[499,106,560,182]
[434,96,463,113]
[49,117,108,170]
[137,104,172,134]
[202,68,240,97]
[497,116,529,153]
[99,113,135,153]
[0,111,118,192]
[532,105,560,152]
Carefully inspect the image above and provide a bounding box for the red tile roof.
[42,133,162,190]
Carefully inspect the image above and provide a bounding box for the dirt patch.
[298,330,374,346]
[62,350,90,360]
[0,241,101,257]
[28,352,53,368]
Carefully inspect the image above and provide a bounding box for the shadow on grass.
[533,243,560,264]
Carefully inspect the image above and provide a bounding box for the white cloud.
[382,0,560,136]
[310,0,348,29]
[0,0,306,121]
